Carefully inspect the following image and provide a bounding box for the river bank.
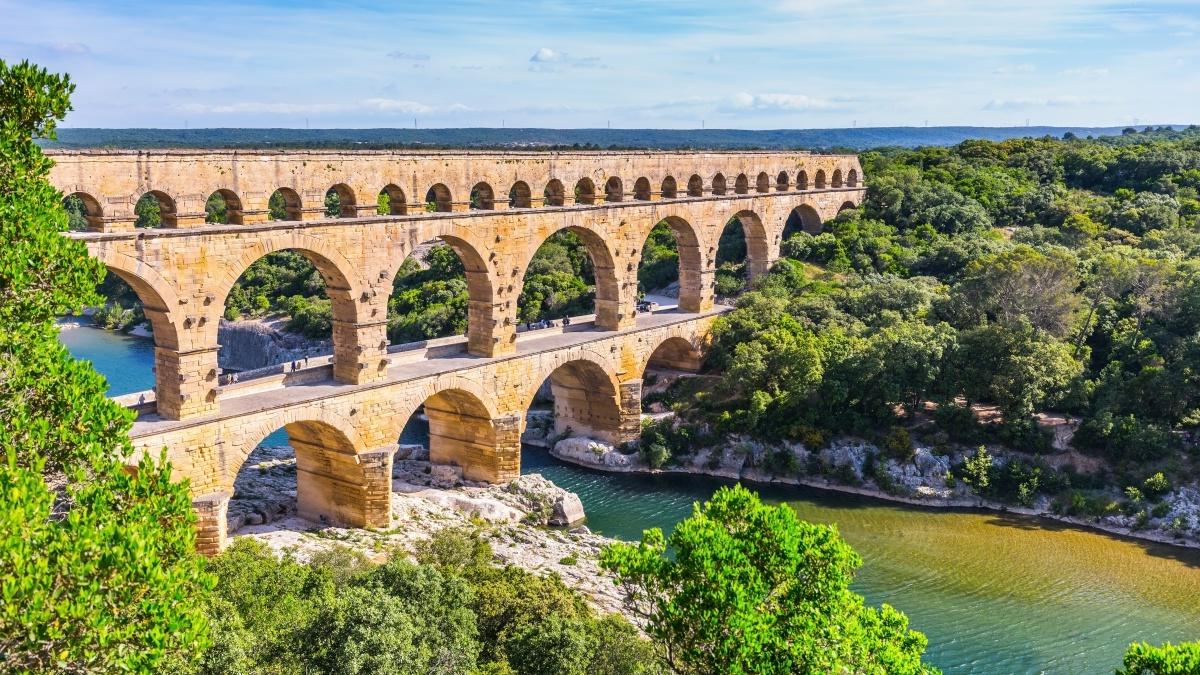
[547,435,1200,551]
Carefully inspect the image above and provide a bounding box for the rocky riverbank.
[227,444,628,616]
[549,435,1200,550]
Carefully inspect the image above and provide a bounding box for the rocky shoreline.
[549,436,1200,551]
[228,444,629,617]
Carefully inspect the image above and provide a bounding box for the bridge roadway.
[126,302,725,553]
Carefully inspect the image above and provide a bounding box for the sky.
[1,0,1197,129]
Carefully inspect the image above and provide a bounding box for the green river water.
[62,322,1200,674]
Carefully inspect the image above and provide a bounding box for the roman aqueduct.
[51,149,864,552]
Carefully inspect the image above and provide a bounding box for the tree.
[0,59,211,671]
[600,485,938,675]
[951,245,1081,338]
[1118,641,1200,675]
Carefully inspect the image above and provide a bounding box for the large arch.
[725,209,772,281]
[785,203,824,238]
[380,184,408,215]
[518,225,621,330]
[524,354,629,445]
[639,215,706,313]
[421,387,505,482]
[205,188,244,225]
[232,414,389,532]
[643,335,703,374]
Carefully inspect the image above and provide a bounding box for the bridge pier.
[192,491,231,556]
[155,346,219,419]
[332,319,390,384]
[295,442,394,531]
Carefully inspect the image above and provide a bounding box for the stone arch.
[814,169,827,189]
[727,209,772,280]
[269,187,303,221]
[633,177,651,201]
[205,188,244,225]
[521,225,620,329]
[604,176,623,203]
[641,215,706,313]
[831,168,843,188]
[94,250,182,349]
[421,387,506,483]
[687,174,704,197]
[756,172,771,194]
[327,183,357,218]
[847,168,859,187]
[661,176,678,199]
[509,181,532,208]
[785,203,824,238]
[380,184,408,215]
[711,173,728,196]
[839,200,857,213]
[643,335,702,374]
[63,190,103,230]
[575,177,597,205]
[470,182,495,210]
[776,171,790,192]
[524,353,628,445]
[543,179,566,207]
[136,189,177,228]
[234,413,388,530]
[734,173,749,195]
[426,183,453,212]
[796,171,809,191]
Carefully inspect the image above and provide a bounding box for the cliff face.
[218,318,330,371]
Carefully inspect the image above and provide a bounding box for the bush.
[882,426,914,461]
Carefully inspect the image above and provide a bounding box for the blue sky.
[2,0,1197,129]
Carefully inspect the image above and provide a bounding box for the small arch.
[661,176,678,199]
[509,181,532,208]
[62,192,102,231]
[205,189,244,225]
[575,177,597,205]
[831,168,843,188]
[644,335,702,374]
[269,188,302,221]
[734,173,749,195]
[633,177,651,201]
[785,203,824,238]
[839,200,858,213]
[380,184,408,215]
[717,210,772,288]
[847,168,859,188]
[687,174,704,197]
[796,170,809,191]
[776,171,790,192]
[326,183,357,218]
[604,176,623,203]
[756,172,771,194]
[543,179,566,207]
[814,169,827,189]
[470,182,495,210]
[135,190,177,228]
[711,173,727,196]
[426,183,452,212]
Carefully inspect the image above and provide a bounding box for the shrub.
[882,426,914,461]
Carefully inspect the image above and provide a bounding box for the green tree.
[600,485,938,675]
[0,59,211,671]
[1118,641,1200,675]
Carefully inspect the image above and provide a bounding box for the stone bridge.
[54,149,864,552]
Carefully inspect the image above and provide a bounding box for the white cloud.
[1059,67,1109,77]
[386,51,430,61]
[528,47,604,71]
[530,47,564,63]
[725,92,838,111]
[173,98,467,116]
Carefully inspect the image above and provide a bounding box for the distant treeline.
[38,125,1195,151]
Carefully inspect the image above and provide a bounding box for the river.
[62,321,1200,674]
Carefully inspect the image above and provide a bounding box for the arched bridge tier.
[68,162,863,421]
[128,309,720,554]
